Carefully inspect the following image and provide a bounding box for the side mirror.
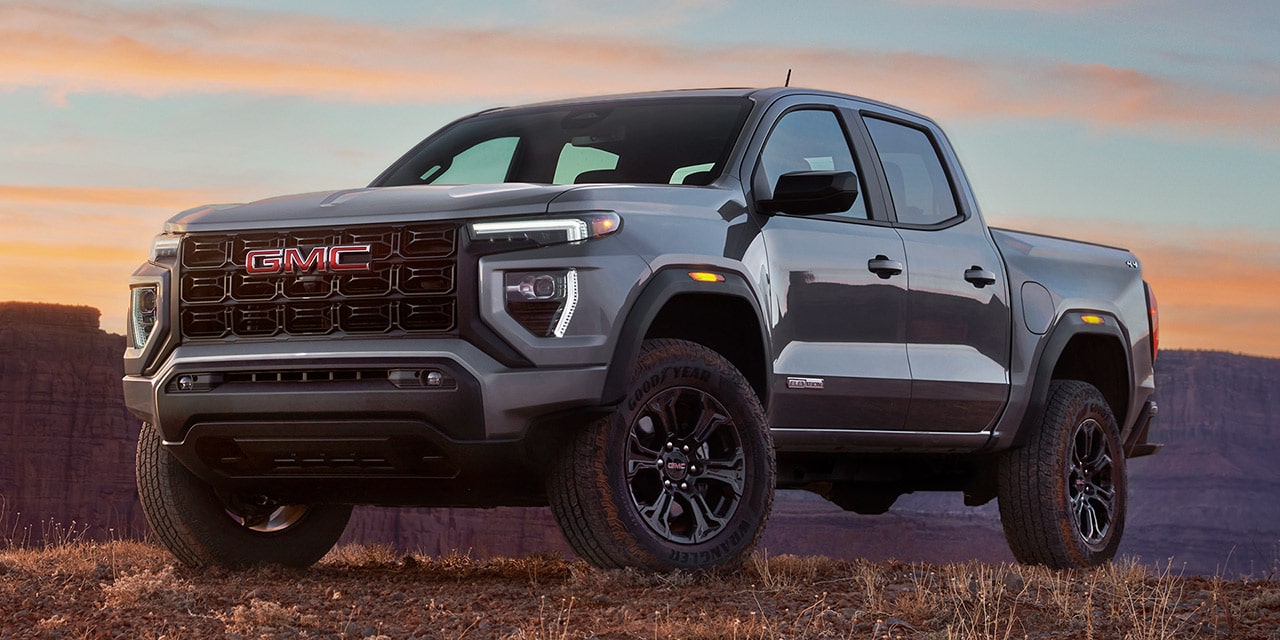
[759,170,859,216]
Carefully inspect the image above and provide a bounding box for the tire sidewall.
[1056,387,1127,565]
[136,421,351,568]
[602,340,773,570]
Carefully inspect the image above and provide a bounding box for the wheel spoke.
[1092,482,1115,503]
[1080,501,1101,541]
[1074,422,1095,466]
[700,451,746,494]
[625,432,662,478]
[687,493,728,543]
[647,393,681,440]
[639,490,676,538]
[688,393,730,445]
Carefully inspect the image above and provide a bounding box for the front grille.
[178,223,458,341]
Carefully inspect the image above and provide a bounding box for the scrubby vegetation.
[1,537,1277,639]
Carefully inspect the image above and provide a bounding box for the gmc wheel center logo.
[244,245,373,275]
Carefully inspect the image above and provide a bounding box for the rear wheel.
[135,421,352,568]
[548,339,775,570]
[997,380,1126,568]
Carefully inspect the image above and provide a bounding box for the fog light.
[168,373,221,392]
[503,269,579,337]
[130,286,159,349]
[507,274,561,301]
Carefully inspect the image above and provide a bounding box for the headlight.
[129,285,159,349]
[504,269,579,338]
[469,212,619,249]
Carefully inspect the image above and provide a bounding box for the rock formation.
[0,302,148,543]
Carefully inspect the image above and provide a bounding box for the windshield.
[376,97,753,187]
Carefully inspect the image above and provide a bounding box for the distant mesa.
[0,301,102,331]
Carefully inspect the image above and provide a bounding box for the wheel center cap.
[663,450,690,481]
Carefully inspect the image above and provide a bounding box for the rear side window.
[863,117,960,226]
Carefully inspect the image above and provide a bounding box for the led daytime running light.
[553,269,579,338]
[472,218,589,242]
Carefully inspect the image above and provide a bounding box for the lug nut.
[680,482,688,490]
[664,480,672,488]
[689,465,697,473]
[666,442,674,450]
[682,445,690,453]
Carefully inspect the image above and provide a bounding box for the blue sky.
[0,0,1277,355]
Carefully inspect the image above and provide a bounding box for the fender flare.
[1008,311,1132,450]
[599,268,770,406]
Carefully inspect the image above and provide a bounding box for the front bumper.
[123,337,607,504]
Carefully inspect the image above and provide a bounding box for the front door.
[753,106,912,432]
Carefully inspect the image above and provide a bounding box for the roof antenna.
[785,69,792,87]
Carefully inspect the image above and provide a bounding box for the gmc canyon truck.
[124,88,1159,572]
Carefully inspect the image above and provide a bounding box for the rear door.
[859,113,1012,432]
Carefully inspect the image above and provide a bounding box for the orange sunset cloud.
[1,2,1275,142]
[995,216,1280,358]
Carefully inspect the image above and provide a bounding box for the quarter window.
[863,117,960,225]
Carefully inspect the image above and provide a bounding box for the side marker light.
[688,271,725,283]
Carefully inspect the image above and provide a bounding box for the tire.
[135,421,352,569]
[548,339,775,571]
[997,380,1127,569]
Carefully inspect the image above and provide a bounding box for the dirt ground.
[2,541,1278,639]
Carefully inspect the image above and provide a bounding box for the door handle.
[964,266,997,288]
[867,256,904,279]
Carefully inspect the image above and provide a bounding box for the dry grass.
[0,540,1276,638]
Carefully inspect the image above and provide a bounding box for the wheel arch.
[1012,312,1132,449]
[601,268,771,409]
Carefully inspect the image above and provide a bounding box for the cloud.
[1,1,1275,141]
[901,0,1137,11]
[994,215,1280,358]
[0,185,224,208]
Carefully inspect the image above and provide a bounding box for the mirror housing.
[759,170,859,215]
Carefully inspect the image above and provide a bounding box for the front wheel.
[548,339,775,571]
[135,421,352,568]
[997,380,1127,568]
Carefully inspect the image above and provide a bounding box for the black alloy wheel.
[625,386,746,545]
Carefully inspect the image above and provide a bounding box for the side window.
[863,117,960,226]
[421,136,517,184]
[758,109,867,220]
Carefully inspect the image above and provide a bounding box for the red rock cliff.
[0,302,148,542]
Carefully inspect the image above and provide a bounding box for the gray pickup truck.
[124,87,1159,572]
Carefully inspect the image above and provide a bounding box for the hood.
[164,184,582,233]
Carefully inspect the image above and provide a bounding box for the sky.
[0,0,1277,357]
